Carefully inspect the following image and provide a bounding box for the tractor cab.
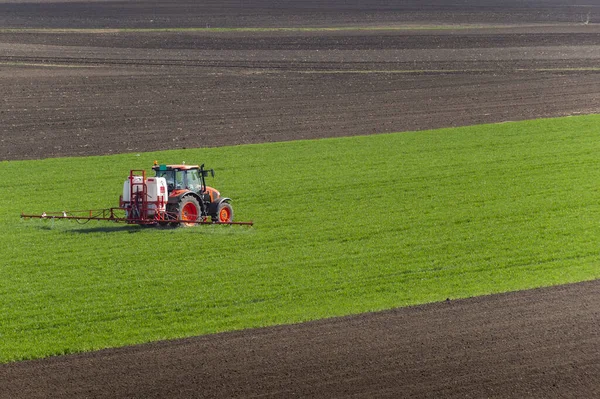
[152,163,213,195]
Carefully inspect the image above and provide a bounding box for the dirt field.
[1,0,599,397]
[3,2,600,160]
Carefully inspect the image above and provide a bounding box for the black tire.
[214,202,234,223]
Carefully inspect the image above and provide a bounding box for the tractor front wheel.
[176,196,202,227]
[215,202,234,223]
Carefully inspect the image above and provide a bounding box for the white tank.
[122,175,168,217]
[145,177,168,215]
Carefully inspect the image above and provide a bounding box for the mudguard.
[208,197,231,216]
[168,189,195,203]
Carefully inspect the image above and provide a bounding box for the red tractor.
[152,163,234,226]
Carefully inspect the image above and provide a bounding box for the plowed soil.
[1,1,599,397]
[3,1,600,160]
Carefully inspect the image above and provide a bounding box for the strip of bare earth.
[0,25,577,34]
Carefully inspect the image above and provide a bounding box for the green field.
[1,115,599,363]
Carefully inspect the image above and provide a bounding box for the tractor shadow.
[31,219,177,234]
[67,226,146,234]
[32,225,143,234]
[36,225,156,234]
[33,223,246,235]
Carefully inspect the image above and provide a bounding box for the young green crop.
[1,115,599,363]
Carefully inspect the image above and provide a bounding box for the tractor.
[152,162,234,226]
[21,162,251,228]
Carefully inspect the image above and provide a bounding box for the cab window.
[187,170,201,191]
[156,170,175,190]
[175,170,185,189]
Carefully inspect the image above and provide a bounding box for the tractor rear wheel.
[176,196,202,227]
[215,202,234,223]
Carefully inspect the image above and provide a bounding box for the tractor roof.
[152,164,200,171]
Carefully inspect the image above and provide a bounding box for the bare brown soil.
[2,2,600,160]
[1,0,600,29]
[1,1,599,397]
[3,30,600,160]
